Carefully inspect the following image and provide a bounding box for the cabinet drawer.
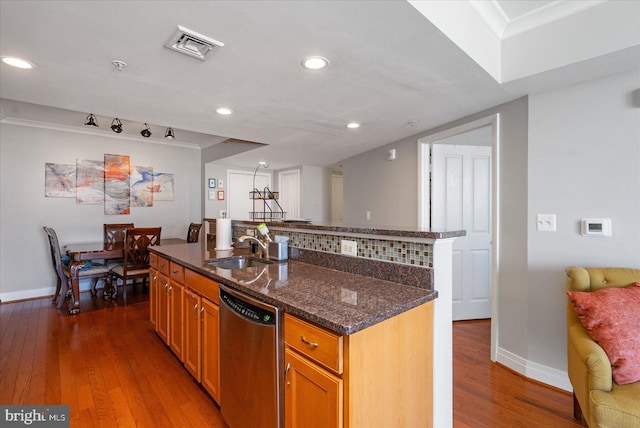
[149,252,158,270]
[157,256,170,276]
[185,269,219,304]
[284,314,343,374]
[169,261,184,284]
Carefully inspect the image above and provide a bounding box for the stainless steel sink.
[207,256,272,270]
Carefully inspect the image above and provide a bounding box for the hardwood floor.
[1,292,582,427]
[453,320,583,428]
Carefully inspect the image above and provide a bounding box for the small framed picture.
[208,178,217,188]
[217,190,225,200]
[208,190,216,200]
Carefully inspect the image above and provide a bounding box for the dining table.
[64,238,186,315]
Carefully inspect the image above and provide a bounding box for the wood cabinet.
[154,257,184,354]
[284,300,434,428]
[184,289,202,381]
[148,253,158,328]
[156,272,170,344]
[285,347,343,428]
[168,261,184,360]
[182,268,221,403]
[201,297,220,402]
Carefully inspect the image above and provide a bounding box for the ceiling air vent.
[165,25,224,61]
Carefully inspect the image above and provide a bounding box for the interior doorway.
[418,114,500,360]
[431,138,492,321]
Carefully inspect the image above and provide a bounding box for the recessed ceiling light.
[302,56,329,70]
[1,56,35,69]
[216,107,233,115]
[346,122,361,129]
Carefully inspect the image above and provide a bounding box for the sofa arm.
[568,322,612,393]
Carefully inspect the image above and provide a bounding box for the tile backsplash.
[224,224,433,267]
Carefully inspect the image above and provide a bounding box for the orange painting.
[104,154,130,215]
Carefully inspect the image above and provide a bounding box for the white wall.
[526,69,640,374]
[0,122,201,301]
[342,67,640,389]
[343,141,418,226]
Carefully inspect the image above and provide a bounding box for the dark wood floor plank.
[453,320,583,428]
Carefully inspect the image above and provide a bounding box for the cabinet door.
[184,290,202,381]
[169,281,184,360]
[202,298,220,403]
[157,273,170,343]
[149,268,158,328]
[285,348,343,428]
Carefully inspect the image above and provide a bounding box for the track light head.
[164,127,175,139]
[140,123,152,138]
[84,113,98,127]
[111,118,123,133]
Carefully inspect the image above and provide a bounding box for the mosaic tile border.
[225,224,433,268]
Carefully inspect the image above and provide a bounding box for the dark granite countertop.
[151,242,437,335]
[208,218,466,240]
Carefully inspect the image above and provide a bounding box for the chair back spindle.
[187,222,202,243]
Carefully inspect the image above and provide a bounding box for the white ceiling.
[1,0,638,170]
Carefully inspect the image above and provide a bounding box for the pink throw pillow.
[567,282,640,385]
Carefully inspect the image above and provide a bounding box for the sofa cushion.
[591,380,640,427]
[567,283,640,385]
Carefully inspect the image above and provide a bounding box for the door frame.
[417,114,500,361]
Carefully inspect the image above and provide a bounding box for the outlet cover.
[341,239,357,256]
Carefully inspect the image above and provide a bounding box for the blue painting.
[131,166,154,207]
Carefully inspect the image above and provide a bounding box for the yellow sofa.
[565,266,640,428]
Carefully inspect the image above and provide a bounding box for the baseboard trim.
[0,286,55,303]
[1,279,98,303]
[497,346,572,392]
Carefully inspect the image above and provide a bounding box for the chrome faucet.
[237,234,272,259]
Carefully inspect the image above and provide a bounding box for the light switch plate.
[536,214,556,232]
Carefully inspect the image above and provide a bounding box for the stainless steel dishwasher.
[219,284,283,428]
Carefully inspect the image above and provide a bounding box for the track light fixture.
[140,123,152,138]
[84,113,98,127]
[111,118,123,133]
[164,127,175,139]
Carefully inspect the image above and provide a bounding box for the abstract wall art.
[45,163,76,197]
[76,159,104,204]
[152,172,174,201]
[104,154,130,215]
[130,165,154,207]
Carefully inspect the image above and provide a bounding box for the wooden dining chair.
[99,223,134,295]
[104,223,135,247]
[109,227,161,306]
[187,222,202,243]
[43,226,110,309]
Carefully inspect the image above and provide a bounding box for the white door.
[228,170,271,220]
[278,169,300,220]
[432,144,492,320]
[331,174,343,222]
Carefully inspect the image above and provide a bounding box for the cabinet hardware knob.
[300,336,319,348]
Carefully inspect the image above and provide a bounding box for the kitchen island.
[151,242,437,426]
[151,222,464,427]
